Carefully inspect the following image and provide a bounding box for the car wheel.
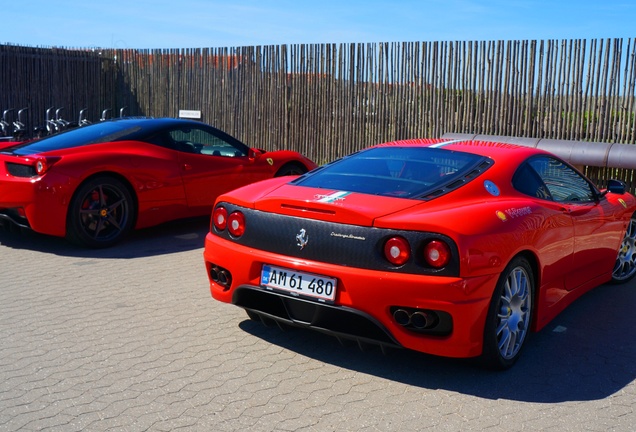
[275,163,307,177]
[612,213,636,283]
[67,176,135,248]
[481,256,534,370]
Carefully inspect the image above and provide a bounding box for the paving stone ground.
[1,218,635,432]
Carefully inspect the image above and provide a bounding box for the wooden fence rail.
[1,39,636,186]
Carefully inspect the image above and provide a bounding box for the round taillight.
[213,206,228,231]
[384,236,410,266]
[227,211,245,237]
[424,240,451,268]
[35,159,47,175]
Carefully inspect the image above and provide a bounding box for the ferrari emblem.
[496,210,507,222]
[619,198,627,208]
[296,228,308,250]
[267,158,274,166]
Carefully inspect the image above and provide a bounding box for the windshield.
[294,146,489,199]
[2,121,146,155]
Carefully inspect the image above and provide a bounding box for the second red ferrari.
[0,118,316,247]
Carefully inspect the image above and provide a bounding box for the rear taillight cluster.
[213,205,245,237]
[5,156,57,178]
[32,156,57,176]
[212,204,452,270]
[383,236,451,269]
[424,240,451,268]
[35,159,48,175]
[384,237,410,266]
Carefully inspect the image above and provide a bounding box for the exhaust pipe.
[210,266,220,282]
[209,264,232,289]
[410,312,430,329]
[393,309,410,326]
[217,270,230,286]
[393,308,434,329]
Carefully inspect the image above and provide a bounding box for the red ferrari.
[0,118,316,247]
[203,138,636,369]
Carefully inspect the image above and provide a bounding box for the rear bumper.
[234,285,402,349]
[0,172,71,237]
[0,209,31,229]
[204,233,499,359]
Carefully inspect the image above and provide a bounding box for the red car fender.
[22,171,75,237]
[250,149,317,174]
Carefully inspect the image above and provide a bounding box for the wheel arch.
[274,161,309,177]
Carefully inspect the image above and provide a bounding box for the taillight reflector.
[227,211,245,237]
[424,240,451,268]
[35,159,47,175]
[213,206,228,231]
[384,236,410,266]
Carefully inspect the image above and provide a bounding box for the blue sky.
[3,0,635,49]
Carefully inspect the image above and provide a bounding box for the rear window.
[2,122,145,155]
[293,146,490,199]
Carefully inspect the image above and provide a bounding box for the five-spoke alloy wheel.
[67,176,135,248]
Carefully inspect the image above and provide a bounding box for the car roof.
[2,117,214,156]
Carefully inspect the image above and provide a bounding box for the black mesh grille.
[6,162,36,178]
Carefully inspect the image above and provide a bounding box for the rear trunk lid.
[254,184,422,226]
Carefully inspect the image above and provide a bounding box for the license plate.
[261,264,337,302]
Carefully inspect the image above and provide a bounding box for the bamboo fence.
[1,39,635,185]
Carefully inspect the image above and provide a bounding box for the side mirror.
[248,148,265,161]
[602,179,627,196]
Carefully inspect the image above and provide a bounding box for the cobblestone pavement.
[1,219,635,432]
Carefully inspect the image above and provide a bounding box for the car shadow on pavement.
[0,216,210,258]
[239,280,636,403]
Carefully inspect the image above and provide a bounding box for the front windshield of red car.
[293,146,489,199]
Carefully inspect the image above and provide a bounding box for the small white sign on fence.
[179,109,201,119]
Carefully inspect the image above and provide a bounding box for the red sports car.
[203,138,636,369]
[0,118,316,247]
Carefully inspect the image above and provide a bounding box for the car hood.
[253,183,423,226]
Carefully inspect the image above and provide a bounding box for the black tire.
[66,176,135,248]
[481,256,534,370]
[612,213,636,283]
[275,163,308,177]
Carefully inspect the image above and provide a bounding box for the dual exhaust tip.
[393,308,435,330]
[209,264,232,289]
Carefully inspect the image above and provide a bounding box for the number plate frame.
[260,264,337,303]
